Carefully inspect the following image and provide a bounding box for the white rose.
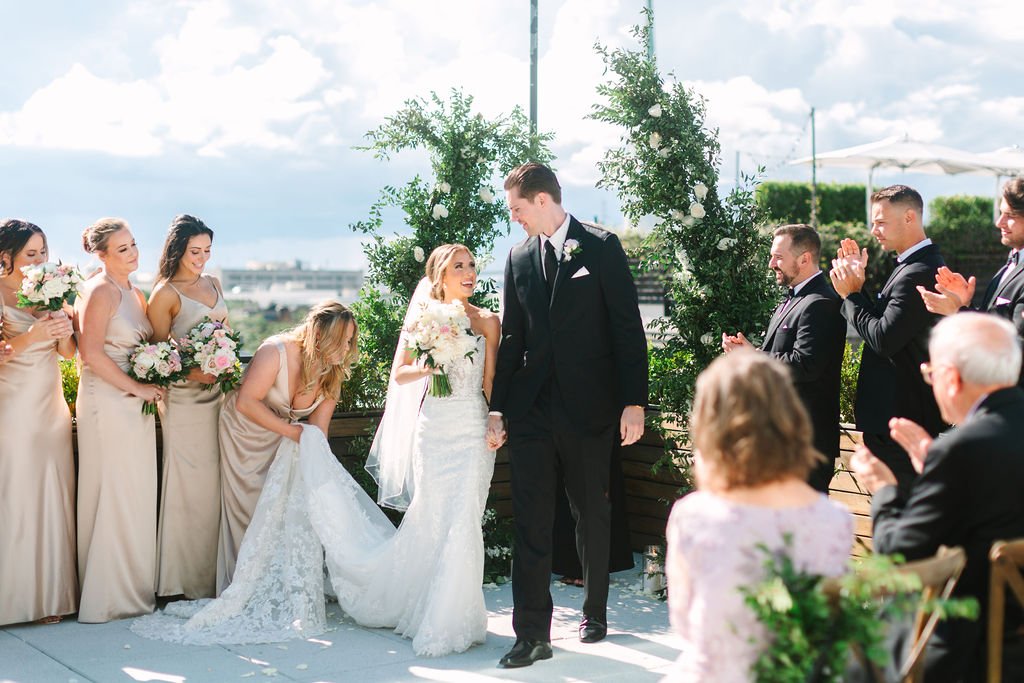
[478,187,495,203]
[658,147,670,158]
[648,103,662,118]
[413,246,425,263]
[682,215,697,227]
[40,278,65,300]
[694,182,708,201]
[135,354,156,370]
[670,209,685,221]
[154,360,171,376]
[717,237,737,251]
[432,204,449,220]
[648,132,662,150]
[689,202,706,219]
[437,182,451,194]
[699,333,715,346]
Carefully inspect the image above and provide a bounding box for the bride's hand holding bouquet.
[404,299,479,397]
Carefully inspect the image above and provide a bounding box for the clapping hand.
[848,443,897,494]
[829,239,869,299]
[917,267,974,316]
[721,332,753,353]
[889,417,933,474]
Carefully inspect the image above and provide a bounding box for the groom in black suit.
[722,224,845,492]
[488,163,648,668]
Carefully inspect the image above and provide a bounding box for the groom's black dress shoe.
[579,616,607,643]
[497,639,553,668]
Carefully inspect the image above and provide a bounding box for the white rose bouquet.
[127,341,187,415]
[17,262,84,311]
[178,317,244,394]
[404,299,479,397]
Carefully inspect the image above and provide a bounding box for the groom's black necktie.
[543,240,558,298]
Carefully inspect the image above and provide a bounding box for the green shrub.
[60,358,78,417]
[927,195,1004,278]
[756,181,867,226]
[839,342,861,425]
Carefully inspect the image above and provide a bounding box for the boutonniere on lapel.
[562,239,582,262]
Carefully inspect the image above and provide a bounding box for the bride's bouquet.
[128,341,187,415]
[404,299,479,397]
[17,262,84,311]
[178,317,244,394]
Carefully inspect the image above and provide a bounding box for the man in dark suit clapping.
[831,185,946,495]
[917,177,1024,383]
[723,224,845,492]
[851,313,1024,681]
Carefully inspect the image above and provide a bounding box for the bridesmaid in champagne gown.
[216,301,358,594]
[148,216,227,599]
[0,220,77,625]
[75,218,164,623]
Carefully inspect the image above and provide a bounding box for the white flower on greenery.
[689,202,706,219]
[478,187,495,204]
[437,182,451,194]
[699,333,715,346]
[648,132,662,150]
[674,247,690,269]
[717,237,738,251]
[694,182,709,201]
[682,215,697,227]
[413,246,425,262]
[432,204,449,220]
[658,147,670,158]
[648,103,662,118]
[563,239,582,262]
[670,209,685,221]
[477,155,486,164]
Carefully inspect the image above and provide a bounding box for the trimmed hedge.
[756,181,866,226]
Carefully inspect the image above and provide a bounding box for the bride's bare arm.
[235,343,302,443]
[394,348,435,385]
[479,313,500,404]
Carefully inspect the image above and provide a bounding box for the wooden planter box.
[70,409,874,555]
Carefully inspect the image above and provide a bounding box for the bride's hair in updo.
[287,300,359,401]
[425,243,473,300]
[0,219,46,276]
[82,217,130,254]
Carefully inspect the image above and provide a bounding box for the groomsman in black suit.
[830,185,945,494]
[722,224,845,492]
[488,163,648,668]
[851,313,1024,682]
[918,177,1024,383]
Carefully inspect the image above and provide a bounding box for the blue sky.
[1,0,1021,274]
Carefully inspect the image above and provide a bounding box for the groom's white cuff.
[487,411,503,418]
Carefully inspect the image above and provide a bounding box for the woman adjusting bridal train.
[133,244,500,658]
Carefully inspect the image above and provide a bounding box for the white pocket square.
[571,266,590,279]
[996,296,1012,306]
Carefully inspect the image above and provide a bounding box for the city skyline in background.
[1,0,1020,274]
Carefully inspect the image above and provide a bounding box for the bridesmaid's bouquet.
[404,299,479,397]
[17,262,84,311]
[178,317,244,394]
[127,341,187,415]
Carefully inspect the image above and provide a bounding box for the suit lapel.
[512,236,548,314]
[549,218,585,308]
[989,261,1024,305]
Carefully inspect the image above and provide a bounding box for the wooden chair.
[823,545,967,683]
[987,538,1024,683]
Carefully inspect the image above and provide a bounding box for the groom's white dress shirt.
[540,212,573,280]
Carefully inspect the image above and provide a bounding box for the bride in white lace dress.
[132,244,500,657]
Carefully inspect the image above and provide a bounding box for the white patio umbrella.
[790,134,1009,224]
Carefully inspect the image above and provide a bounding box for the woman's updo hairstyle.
[424,243,472,301]
[0,219,46,276]
[82,217,130,254]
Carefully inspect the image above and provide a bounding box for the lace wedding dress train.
[132,338,495,657]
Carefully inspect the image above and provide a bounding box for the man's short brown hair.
[690,350,823,490]
[871,184,924,216]
[504,162,562,204]
[773,224,821,261]
[1002,177,1024,215]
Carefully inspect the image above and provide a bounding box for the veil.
[364,277,431,510]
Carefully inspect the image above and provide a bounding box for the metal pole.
[735,150,740,186]
[646,0,654,60]
[810,107,817,228]
[530,0,538,135]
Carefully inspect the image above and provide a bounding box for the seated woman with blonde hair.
[664,350,853,682]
